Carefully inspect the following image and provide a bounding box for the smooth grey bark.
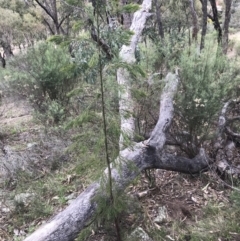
[117,0,152,150]
[147,72,178,150]
[23,71,209,241]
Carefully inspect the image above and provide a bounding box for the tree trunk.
[0,40,13,68]
[155,0,164,39]
[209,0,222,43]
[0,39,13,58]
[0,53,6,68]
[120,0,133,29]
[200,0,208,50]
[222,0,233,54]
[117,0,152,150]
[34,0,70,35]
[51,0,60,35]
[189,0,199,42]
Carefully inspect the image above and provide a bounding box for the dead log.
[23,1,209,240]
[23,70,209,241]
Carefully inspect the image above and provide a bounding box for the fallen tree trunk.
[23,71,209,241]
[23,1,209,240]
[23,149,208,241]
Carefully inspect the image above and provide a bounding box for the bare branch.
[88,19,113,60]
[58,13,71,29]
[217,100,232,137]
[227,116,240,122]
[42,18,55,35]
[35,0,55,23]
[226,127,240,139]
[117,0,152,149]
[148,72,179,150]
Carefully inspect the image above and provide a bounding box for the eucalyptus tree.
[189,0,199,41]
[0,0,46,65]
[199,0,233,51]
[0,7,19,58]
[208,0,222,42]
[142,0,197,44]
[154,0,164,38]
[222,0,233,53]
[200,0,208,49]
[31,0,84,36]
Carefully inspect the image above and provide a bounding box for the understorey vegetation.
[1,0,240,241]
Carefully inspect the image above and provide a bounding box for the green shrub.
[34,100,65,125]
[231,190,240,212]
[9,41,76,108]
[175,40,239,156]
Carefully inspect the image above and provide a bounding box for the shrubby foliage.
[72,39,100,84]
[174,40,239,156]
[66,79,120,162]
[34,100,66,125]
[9,41,76,107]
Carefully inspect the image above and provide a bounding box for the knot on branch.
[218,116,226,127]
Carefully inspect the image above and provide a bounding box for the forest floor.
[85,170,239,241]
[0,97,239,241]
[1,31,240,241]
[126,171,238,241]
[0,97,72,241]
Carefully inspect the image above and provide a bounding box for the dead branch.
[23,71,208,241]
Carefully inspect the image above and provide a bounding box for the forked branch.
[23,72,208,241]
